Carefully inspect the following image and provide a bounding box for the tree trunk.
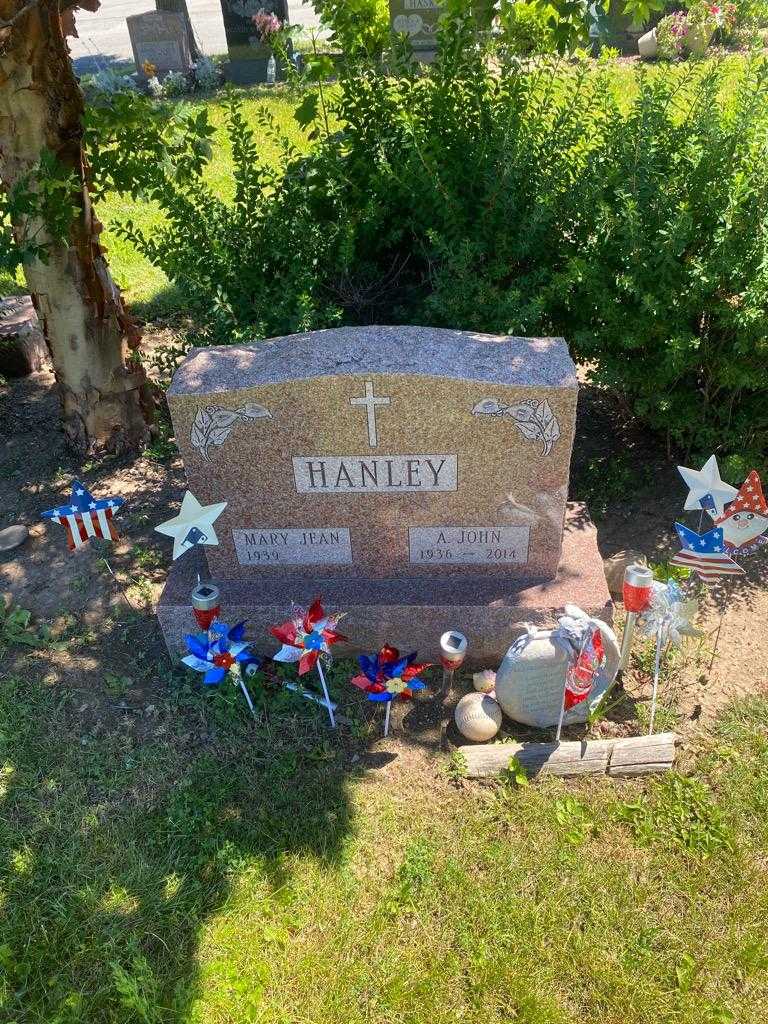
[0,0,152,457]
[155,0,201,61]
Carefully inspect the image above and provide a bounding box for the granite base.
[157,504,611,668]
[223,56,287,84]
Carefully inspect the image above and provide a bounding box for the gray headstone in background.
[389,0,442,51]
[220,0,289,84]
[127,10,192,78]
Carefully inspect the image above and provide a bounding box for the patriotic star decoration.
[182,621,261,685]
[41,479,124,551]
[351,645,432,702]
[637,581,702,647]
[154,490,227,561]
[714,471,768,554]
[677,455,739,517]
[671,523,745,582]
[270,598,347,675]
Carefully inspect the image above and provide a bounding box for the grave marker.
[127,10,192,78]
[158,325,612,664]
[389,0,442,51]
[219,0,289,84]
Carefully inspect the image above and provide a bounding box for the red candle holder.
[622,564,654,613]
[191,580,221,632]
[619,563,654,671]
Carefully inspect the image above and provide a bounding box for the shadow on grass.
[0,637,369,1021]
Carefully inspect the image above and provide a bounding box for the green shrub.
[498,0,559,54]
[312,0,391,58]
[98,18,768,460]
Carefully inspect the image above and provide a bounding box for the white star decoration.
[155,491,228,560]
[677,455,739,517]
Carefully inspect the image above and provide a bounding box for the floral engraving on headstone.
[190,403,272,461]
[472,397,561,456]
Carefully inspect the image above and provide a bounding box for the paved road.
[70,0,321,71]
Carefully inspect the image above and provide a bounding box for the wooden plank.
[459,732,679,780]
[608,732,678,777]
[459,739,612,779]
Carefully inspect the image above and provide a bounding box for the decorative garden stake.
[671,523,745,581]
[637,581,701,734]
[155,490,227,566]
[439,630,468,697]
[618,563,654,671]
[191,580,221,632]
[713,471,768,555]
[182,620,261,718]
[270,597,347,728]
[351,646,432,737]
[677,455,739,520]
[552,607,606,742]
[41,479,124,551]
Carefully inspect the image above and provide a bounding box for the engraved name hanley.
[292,454,458,494]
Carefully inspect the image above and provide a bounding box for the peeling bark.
[0,0,152,456]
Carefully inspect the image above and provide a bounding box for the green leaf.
[294,91,320,130]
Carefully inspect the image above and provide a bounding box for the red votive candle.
[191,580,221,632]
[622,564,654,613]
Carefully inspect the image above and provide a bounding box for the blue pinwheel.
[182,621,262,717]
[351,645,431,736]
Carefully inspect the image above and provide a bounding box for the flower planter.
[638,27,658,57]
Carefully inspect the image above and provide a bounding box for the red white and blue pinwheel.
[270,598,347,675]
[351,645,431,736]
[270,598,346,728]
[182,621,261,718]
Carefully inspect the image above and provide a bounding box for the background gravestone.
[158,326,612,665]
[127,10,192,79]
[219,0,289,84]
[155,0,201,61]
[389,0,442,53]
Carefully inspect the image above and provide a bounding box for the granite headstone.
[219,0,289,84]
[158,326,612,664]
[389,0,442,52]
[127,10,192,78]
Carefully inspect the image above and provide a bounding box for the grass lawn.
[2,663,768,1023]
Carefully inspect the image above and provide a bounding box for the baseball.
[454,692,503,742]
[472,669,497,694]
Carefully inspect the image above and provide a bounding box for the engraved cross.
[350,380,390,448]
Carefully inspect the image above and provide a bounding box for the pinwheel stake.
[270,598,347,728]
[637,581,701,734]
[182,620,261,719]
[351,646,432,737]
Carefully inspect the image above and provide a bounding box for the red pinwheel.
[270,597,347,728]
[270,597,347,675]
[351,645,432,736]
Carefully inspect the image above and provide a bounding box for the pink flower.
[251,9,282,42]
